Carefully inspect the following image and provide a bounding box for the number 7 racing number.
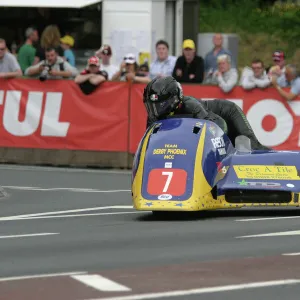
[162,171,173,192]
[147,169,187,196]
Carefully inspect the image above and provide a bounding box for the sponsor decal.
[158,194,173,200]
[150,94,158,101]
[208,125,216,136]
[213,165,229,185]
[286,183,295,188]
[221,166,228,174]
[218,147,226,155]
[152,144,187,160]
[0,91,70,137]
[237,179,281,188]
[164,162,172,168]
[233,165,300,180]
[211,137,225,149]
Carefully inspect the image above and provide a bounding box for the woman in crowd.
[35,25,65,62]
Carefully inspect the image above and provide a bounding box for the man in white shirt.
[240,59,270,90]
[149,40,177,79]
[95,44,119,80]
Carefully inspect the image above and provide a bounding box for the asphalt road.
[0,164,300,300]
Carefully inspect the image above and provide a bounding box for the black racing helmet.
[143,76,183,121]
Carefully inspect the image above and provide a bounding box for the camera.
[39,65,51,81]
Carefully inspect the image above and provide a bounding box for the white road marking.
[0,233,59,239]
[2,186,130,193]
[71,274,131,292]
[0,164,131,174]
[0,271,86,282]
[282,252,300,256]
[0,205,134,221]
[237,230,300,238]
[0,211,146,222]
[236,216,300,222]
[87,279,300,300]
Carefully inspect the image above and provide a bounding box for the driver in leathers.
[143,76,270,150]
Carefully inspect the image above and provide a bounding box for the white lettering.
[247,99,293,147]
[41,93,70,137]
[3,91,43,136]
[211,137,225,149]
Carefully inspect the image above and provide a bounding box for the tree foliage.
[199,0,300,68]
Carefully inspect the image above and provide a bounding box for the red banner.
[1,79,300,153]
[129,84,300,153]
[0,79,129,151]
[129,83,148,154]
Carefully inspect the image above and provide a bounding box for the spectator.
[149,40,177,79]
[95,44,118,80]
[17,27,39,73]
[204,33,234,78]
[111,53,151,83]
[204,54,238,93]
[136,63,149,77]
[172,39,204,83]
[25,47,78,80]
[74,56,108,95]
[267,50,286,81]
[36,25,65,62]
[271,64,300,101]
[0,38,22,79]
[60,35,75,67]
[240,59,270,90]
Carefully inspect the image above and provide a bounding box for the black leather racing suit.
[146,95,227,133]
[147,96,269,150]
[201,99,270,150]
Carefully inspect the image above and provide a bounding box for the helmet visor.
[144,95,180,120]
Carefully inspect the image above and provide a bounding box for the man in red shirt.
[75,56,108,95]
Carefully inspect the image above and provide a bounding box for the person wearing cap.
[74,56,108,95]
[271,64,300,101]
[95,45,118,80]
[60,35,75,67]
[267,50,286,85]
[172,39,204,83]
[17,27,39,73]
[111,53,150,83]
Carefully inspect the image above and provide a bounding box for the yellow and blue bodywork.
[131,118,300,211]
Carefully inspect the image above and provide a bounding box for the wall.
[102,0,152,65]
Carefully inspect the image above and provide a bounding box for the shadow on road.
[136,207,300,222]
